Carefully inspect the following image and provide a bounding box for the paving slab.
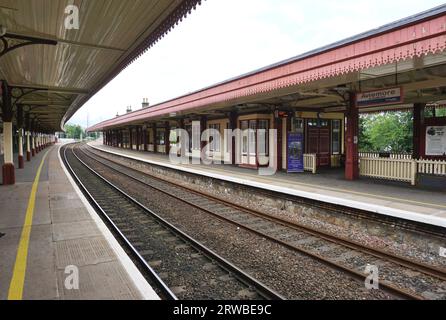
[0,144,158,300]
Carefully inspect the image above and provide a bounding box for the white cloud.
[69,0,446,128]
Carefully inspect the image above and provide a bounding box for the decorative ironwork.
[10,86,42,108]
[0,33,57,58]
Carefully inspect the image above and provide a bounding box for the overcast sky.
[68,0,446,128]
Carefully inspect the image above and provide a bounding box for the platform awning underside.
[0,0,201,132]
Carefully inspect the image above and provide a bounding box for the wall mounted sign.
[426,126,446,156]
[287,132,304,173]
[356,87,403,108]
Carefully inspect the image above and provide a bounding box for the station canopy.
[88,4,446,132]
[0,0,202,132]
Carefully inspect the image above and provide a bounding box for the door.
[307,119,330,167]
[240,120,258,167]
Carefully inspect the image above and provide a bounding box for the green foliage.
[359,111,413,153]
[64,124,85,139]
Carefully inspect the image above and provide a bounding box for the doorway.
[306,119,330,167]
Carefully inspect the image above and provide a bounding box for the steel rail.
[68,144,285,301]
[62,144,178,301]
[82,146,446,279]
[80,145,444,300]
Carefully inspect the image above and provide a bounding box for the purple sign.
[287,132,304,173]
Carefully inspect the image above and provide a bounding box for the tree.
[359,111,413,153]
[64,124,85,139]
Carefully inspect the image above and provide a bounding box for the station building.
[90,5,446,187]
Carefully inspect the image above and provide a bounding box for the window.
[249,120,257,155]
[147,129,153,145]
[258,120,269,155]
[185,125,192,152]
[208,123,221,152]
[332,120,341,155]
[192,121,201,150]
[307,119,318,127]
[241,121,249,154]
[123,131,130,147]
[156,128,165,145]
[319,120,329,127]
[292,118,304,132]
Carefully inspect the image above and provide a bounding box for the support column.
[1,81,15,184]
[345,93,359,181]
[17,105,24,168]
[26,131,31,161]
[25,114,31,161]
[153,124,157,153]
[413,103,425,159]
[229,111,238,165]
[31,127,36,157]
[165,122,170,155]
[36,133,39,152]
[136,127,140,151]
[143,126,148,152]
[199,116,207,152]
[129,127,133,150]
[273,110,283,171]
[18,129,24,168]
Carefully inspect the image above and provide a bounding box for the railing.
[304,153,317,174]
[359,157,446,185]
[359,152,413,159]
[360,158,416,185]
[417,159,446,176]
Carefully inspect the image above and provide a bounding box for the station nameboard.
[356,87,403,108]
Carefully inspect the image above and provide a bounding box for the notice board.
[426,126,446,156]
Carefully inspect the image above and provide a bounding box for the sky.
[68,0,446,128]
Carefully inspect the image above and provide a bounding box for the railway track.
[78,143,446,300]
[62,144,284,300]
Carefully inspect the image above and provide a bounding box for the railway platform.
[89,141,446,229]
[0,143,158,300]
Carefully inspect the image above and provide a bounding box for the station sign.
[356,87,403,108]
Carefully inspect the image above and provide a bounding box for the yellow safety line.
[8,150,50,300]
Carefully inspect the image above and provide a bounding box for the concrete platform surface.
[90,141,446,228]
[0,144,158,300]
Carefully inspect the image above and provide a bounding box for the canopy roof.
[89,4,446,132]
[0,0,202,132]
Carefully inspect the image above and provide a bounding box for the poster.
[287,132,304,173]
[426,126,446,156]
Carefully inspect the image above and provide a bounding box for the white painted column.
[32,132,35,155]
[26,131,31,161]
[2,122,15,184]
[3,122,13,164]
[18,128,24,168]
[18,129,23,156]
